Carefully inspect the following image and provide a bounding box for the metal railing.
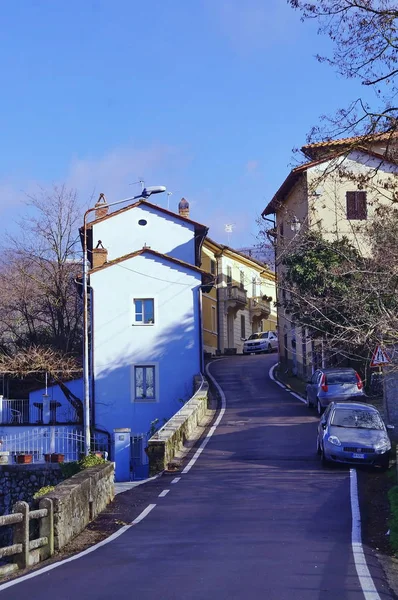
[0,427,110,464]
[0,398,81,426]
[219,285,247,305]
[0,499,53,577]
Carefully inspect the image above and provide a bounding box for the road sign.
[370,345,391,368]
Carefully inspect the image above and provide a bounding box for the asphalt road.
[0,355,394,599]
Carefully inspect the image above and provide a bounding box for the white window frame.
[133,298,155,325]
[132,363,159,403]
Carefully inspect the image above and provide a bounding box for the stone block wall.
[42,462,114,550]
[146,376,211,475]
[0,464,64,547]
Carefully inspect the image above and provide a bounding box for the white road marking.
[350,469,381,600]
[182,360,227,474]
[269,363,306,403]
[171,477,181,484]
[0,503,157,592]
[289,391,306,404]
[158,489,170,497]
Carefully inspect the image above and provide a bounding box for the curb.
[269,363,307,404]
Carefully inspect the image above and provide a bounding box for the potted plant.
[16,453,33,464]
[0,451,9,465]
[50,453,65,463]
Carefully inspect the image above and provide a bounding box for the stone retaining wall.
[0,464,64,547]
[42,462,114,550]
[146,376,212,475]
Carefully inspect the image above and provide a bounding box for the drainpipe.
[198,286,204,373]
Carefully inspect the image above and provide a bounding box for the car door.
[269,332,277,349]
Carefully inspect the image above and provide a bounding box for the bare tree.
[289,0,398,141]
[0,185,83,355]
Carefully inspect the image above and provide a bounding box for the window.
[134,299,154,324]
[346,191,367,220]
[210,260,216,276]
[211,305,217,333]
[226,265,232,286]
[240,270,245,290]
[252,277,257,298]
[240,315,246,339]
[134,366,156,401]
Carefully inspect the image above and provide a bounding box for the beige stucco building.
[202,238,276,355]
[262,132,398,378]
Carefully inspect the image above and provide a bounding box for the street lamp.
[82,186,166,455]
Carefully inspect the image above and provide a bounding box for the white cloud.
[206,0,300,54]
[246,160,259,174]
[66,143,190,206]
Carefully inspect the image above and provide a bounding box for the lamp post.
[82,186,166,455]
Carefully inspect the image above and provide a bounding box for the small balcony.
[249,296,271,320]
[219,285,247,311]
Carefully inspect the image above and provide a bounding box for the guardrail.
[0,499,53,577]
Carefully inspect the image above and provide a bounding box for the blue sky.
[0,0,375,247]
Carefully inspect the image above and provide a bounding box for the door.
[227,312,234,348]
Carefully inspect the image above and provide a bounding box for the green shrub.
[59,461,80,478]
[79,453,106,469]
[33,485,55,499]
[388,485,398,554]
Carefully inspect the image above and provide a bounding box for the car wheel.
[306,393,312,409]
[317,398,324,416]
[268,343,272,353]
[320,444,329,466]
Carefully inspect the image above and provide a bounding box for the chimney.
[178,197,190,218]
[94,193,109,219]
[92,240,108,269]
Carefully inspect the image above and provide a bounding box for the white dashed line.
[158,489,170,497]
[171,477,181,484]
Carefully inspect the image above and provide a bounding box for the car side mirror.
[387,424,395,431]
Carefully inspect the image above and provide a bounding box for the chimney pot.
[178,197,190,218]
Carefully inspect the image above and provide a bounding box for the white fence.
[0,427,109,463]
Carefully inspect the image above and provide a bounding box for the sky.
[0,0,375,248]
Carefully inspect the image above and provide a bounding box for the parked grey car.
[317,402,391,470]
[306,367,365,415]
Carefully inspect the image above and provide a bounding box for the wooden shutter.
[346,191,367,220]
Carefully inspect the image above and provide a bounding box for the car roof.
[332,401,379,412]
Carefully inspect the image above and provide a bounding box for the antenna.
[167,191,173,210]
[130,179,145,192]
[225,223,235,245]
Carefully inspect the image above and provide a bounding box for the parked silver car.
[317,402,391,470]
[306,367,365,415]
[243,331,278,355]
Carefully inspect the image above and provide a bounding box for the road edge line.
[0,503,157,592]
[182,360,226,474]
[350,468,381,600]
[269,363,306,404]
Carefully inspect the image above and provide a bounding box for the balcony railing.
[249,296,271,320]
[220,285,247,308]
[0,398,81,426]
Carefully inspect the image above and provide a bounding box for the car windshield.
[331,409,384,430]
[325,371,358,385]
[247,334,260,340]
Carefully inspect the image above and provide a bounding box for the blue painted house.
[85,197,210,436]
